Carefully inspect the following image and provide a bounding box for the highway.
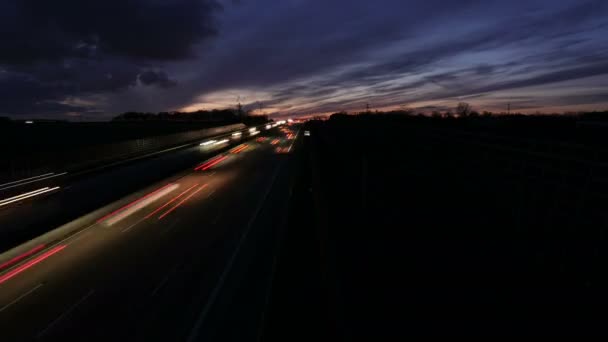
[0,124,274,252]
[0,124,300,341]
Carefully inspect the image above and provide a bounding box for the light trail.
[0,187,61,207]
[0,245,46,272]
[144,184,199,219]
[158,184,208,220]
[0,245,67,285]
[96,183,177,224]
[0,172,67,191]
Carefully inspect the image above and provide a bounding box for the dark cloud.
[139,70,177,88]
[0,73,87,116]
[0,0,221,64]
[2,0,608,117]
[0,0,221,117]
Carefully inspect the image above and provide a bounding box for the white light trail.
[0,187,61,207]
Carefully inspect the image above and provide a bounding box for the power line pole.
[236,96,243,120]
[507,103,511,115]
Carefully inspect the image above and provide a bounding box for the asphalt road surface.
[0,125,300,341]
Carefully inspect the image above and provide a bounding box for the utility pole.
[236,96,243,120]
[366,103,370,113]
[507,103,511,115]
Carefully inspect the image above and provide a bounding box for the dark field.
[0,121,244,181]
[0,121,232,152]
[267,115,608,339]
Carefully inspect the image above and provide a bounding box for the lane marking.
[211,211,223,225]
[37,289,95,338]
[151,265,178,296]
[160,218,181,236]
[256,198,291,341]
[205,189,216,199]
[158,184,208,220]
[121,216,149,233]
[0,245,67,285]
[286,128,301,153]
[0,283,44,313]
[0,187,61,207]
[187,161,284,342]
[144,184,199,219]
[0,172,66,192]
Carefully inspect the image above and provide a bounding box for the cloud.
[0,0,221,64]
[2,0,608,117]
[0,0,221,117]
[139,70,177,88]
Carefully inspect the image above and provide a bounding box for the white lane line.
[151,265,178,296]
[160,189,213,234]
[0,172,66,191]
[66,227,96,245]
[256,199,290,342]
[211,209,223,225]
[0,187,60,207]
[0,283,44,313]
[0,173,54,188]
[187,160,284,342]
[37,289,95,338]
[160,218,181,236]
[286,128,301,152]
[205,189,216,199]
[121,216,148,233]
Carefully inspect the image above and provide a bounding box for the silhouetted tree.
[456,102,472,117]
[330,112,349,120]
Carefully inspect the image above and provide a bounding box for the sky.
[1,0,608,120]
